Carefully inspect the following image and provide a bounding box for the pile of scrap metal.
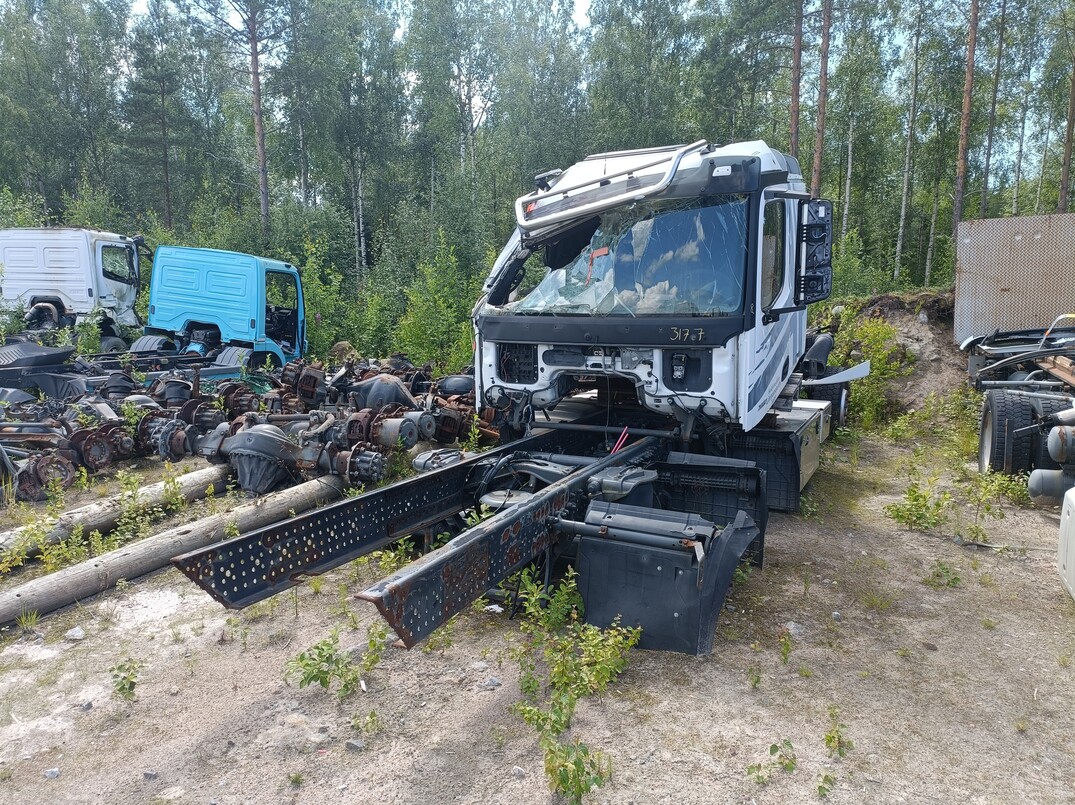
[0,354,496,503]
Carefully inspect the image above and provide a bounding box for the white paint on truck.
[0,227,140,327]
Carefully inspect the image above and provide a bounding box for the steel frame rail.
[356,437,657,646]
[171,427,601,609]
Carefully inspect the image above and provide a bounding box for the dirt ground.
[1,300,1074,805]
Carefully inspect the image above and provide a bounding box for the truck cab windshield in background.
[487,195,749,317]
[99,244,137,285]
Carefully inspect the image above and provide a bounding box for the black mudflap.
[576,509,759,655]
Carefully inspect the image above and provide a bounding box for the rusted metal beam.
[1037,355,1075,388]
[171,427,586,609]
[357,437,658,648]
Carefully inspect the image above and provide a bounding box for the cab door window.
[101,245,136,285]
[760,201,786,311]
[265,271,299,350]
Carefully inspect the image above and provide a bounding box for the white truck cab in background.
[0,227,143,348]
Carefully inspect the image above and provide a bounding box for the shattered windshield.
[500,195,748,317]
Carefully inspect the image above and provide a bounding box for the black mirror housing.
[796,199,833,305]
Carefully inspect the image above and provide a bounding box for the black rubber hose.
[803,332,835,366]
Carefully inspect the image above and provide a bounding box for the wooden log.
[0,475,346,624]
[0,464,234,559]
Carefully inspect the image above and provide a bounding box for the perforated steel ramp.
[356,437,657,647]
[171,428,589,609]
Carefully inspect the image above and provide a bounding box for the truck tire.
[1032,398,1072,471]
[130,335,177,353]
[808,382,849,428]
[979,390,1033,474]
[99,336,127,353]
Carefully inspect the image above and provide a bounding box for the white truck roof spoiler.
[513,139,709,233]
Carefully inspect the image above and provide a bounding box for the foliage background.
[0,0,1066,367]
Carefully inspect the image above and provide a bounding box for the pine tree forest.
[0,0,1071,368]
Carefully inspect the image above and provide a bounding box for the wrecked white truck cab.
[475,139,863,454]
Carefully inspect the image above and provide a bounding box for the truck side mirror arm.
[762,303,807,325]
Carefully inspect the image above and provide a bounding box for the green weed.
[119,401,144,437]
[779,629,792,664]
[747,666,761,689]
[359,622,389,680]
[160,464,185,511]
[511,567,640,804]
[15,609,39,634]
[884,466,951,530]
[746,739,796,786]
[351,710,381,736]
[110,657,145,701]
[460,414,482,452]
[733,563,752,586]
[860,585,895,614]
[922,560,961,589]
[824,706,854,758]
[373,538,414,575]
[421,615,457,654]
[817,772,837,797]
[284,630,360,699]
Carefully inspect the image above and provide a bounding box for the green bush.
[0,186,45,227]
[832,229,893,298]
[394,231,480,372]
[830,303,914,429]
[512,568,641,804]
[293,236,355,359]
[884,466,952,531]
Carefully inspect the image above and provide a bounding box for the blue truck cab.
[138,246,306,367]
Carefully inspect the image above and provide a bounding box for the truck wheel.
[809,382,849,427]
[130,335,177,353]
[1032,398,1072,470]
[979,390,1033,474]
[99,336,127,353]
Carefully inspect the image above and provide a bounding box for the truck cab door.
[738,195,801,431]
[95,242,140,326]
[264,270,302,361]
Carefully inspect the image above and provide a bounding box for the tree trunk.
[248,15,270,245]
[895,22,922,281]
[952,0,979,239]
[0,465,232,558]
[291,0,309,208]
[357,164,367,276]
[841,115,854,240]
[1036,106,1054,214]
[0,476,346,625]
[1013,89,1028,215]
[790,0,803,159]
[810,0,833,197]
[348,153,362,287]
[158,79,173,230]
[1060,61,1075,213]
[979,0,1007,217]
[298,119,310,206]
[926,170,941,285]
